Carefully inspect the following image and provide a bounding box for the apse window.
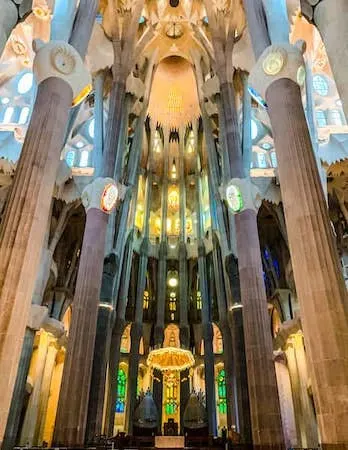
[17,72,34,94]
[79,150,89,167]
[116,368,127,413]
[316,110,327,128]
[313,75,329,97]
[217,369,227,415]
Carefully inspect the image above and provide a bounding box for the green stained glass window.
[116,368,127,413]
[217,369,227,414]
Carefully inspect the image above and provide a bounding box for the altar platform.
[155,436,185,448]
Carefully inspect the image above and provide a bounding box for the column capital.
[300,0,324,23]
[32,39,92,106]
[249,42,307,102]
[82,177,119,213]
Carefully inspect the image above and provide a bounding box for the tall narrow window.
[316,110,327,128]
[80,150,89,167]
[331,109,343,126]
[3,106,14,124]
[143,290,150,310]
[18,106,30,124]
[217,369,227,414]
[66,150,75,168]
[270,151,277,168]
[196,291,202,310]
[116,368,127,413]
[257,152,267,169]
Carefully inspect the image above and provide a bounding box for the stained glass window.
[316,110,327,128]
[18,106,30,125]
[186,130,195,153]
[116,368,127,413]
[66,151,75,167]
[165,373,178,415]
[313,75,328,96]
[217,369,227,415]
[80,150,89,167]
[270,151,277,168]
[257,152,267,169]
[3,106,14,124]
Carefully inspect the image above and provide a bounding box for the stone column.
[235,208,284,448]
[179,129,189,348]
[53,179,117,446]
[36,340,59,445]
[127,173,153,433]
[153,369,163,433]
[180,369,190,433]
[219,83,284,449]
[0,0,32,57]
[155,134,169,347]
[19,331,49,446]
[195,171,217,436]
[286,334,319,448]
[211,234,237,430]
[301,0,348,119]
[0,40,89,445]
[274,353,298,449]
[250,42,348,448]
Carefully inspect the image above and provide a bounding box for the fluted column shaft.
[127,173,153,433]
[53,209,109,446]
[155,142,169,347]
[235,210,284,447]
[219,78,284,448]
[211,235,237,430]
[179,130,189,348]
[19,332,50,446]
[266,78,348,448]
[0,78,72,446]
[195,171,217,436]
[68,0,99,59]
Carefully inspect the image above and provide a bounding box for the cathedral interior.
[0,1,348,449]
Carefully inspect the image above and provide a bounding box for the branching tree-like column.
[249,42,348,449]
[87,56,156,439]
[0,38,91,446]
[53,1,150,445]
[194,164,217,437]
[301,0,348,119]
[154,129,170,347]
[199,3,284,447]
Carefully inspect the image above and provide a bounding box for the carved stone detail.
[249,42,307,101]
[33,39,92,105]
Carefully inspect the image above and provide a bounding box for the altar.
[155,436,185,448]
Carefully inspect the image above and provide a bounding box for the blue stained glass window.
[66,151,75,167]
[116,369,127,413]
[313,75,328,97]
